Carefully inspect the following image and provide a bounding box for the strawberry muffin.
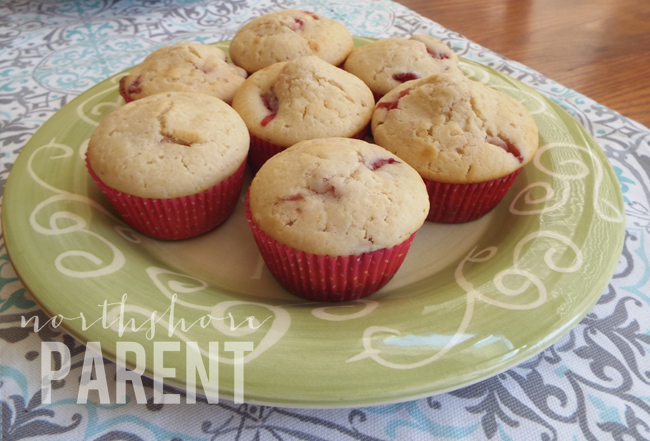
[247,137,429,301]
[232,56,374,172]
[87,92,249,240]
[119,42,247,104]
[372,72,539,223]
[229,10,353,73]
[344,35,460,99]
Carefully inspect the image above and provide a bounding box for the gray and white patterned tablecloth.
[1,1,650,440]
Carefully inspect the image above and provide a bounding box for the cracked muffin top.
[119,42,247,104]
[232,56,374,148]
[371,72,539,184]
[344,35,461,98]
[87,92,249,199]
[229,10,353,74]
[249,138,429,256]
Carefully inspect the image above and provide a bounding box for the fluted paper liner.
[248,125,370,174]
[424,168,522,223]
[86,154,246,240]
[245,193,415,301]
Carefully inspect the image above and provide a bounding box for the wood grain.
[396,0,650,128]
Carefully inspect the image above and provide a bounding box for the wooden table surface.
[396,0,650,129]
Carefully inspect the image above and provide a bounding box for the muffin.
[372,72,539,223]
[87,92,249,240]
[246,137,429,301]
[232,56,374,172]
[119,42,247,104]
[344,35,460,99]
[229,10,353,73]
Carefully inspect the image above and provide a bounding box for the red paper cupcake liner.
[247,135,284,174]
[350,124,370,140]
[245,193,415,301]
[248,125,370,174]
[118,76,134,103]
[424,168,523,223]
[86,154,246,240]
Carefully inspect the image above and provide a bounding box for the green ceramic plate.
[2,38,625,407]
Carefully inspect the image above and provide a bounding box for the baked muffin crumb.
[233,56,374,148]
[250,137,429,256]
[230,10,353,73]
[344,36,460,97]
[120,42,247,104]
[372,72,539,184]
[88,92,249,199]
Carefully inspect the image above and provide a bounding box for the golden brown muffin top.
[233,56,374,148]
[230,10,353,73]
[88,92,249,199]
[344,35,460,97]
[250,138,429,256]
[121,42,247,104]
[372,73,539,184]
